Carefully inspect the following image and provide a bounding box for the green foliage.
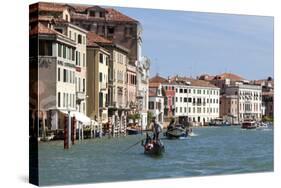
[262,115,274,122]
[128,113,140,122]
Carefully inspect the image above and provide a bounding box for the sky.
[116,7,274,80]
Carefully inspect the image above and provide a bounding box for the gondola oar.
[122,138,146,152]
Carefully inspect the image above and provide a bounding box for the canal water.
[38,126,273,186]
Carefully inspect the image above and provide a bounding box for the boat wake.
[189,133,198,137]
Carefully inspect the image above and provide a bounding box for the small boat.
[164,126,188,139]
[209,118,231,126]
[241,120,258,129]
[143,140,165,156]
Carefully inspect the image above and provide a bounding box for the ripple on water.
[38,127,273,186]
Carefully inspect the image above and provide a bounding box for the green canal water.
[38,126,273,186]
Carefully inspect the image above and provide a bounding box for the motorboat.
[241,120,258,129]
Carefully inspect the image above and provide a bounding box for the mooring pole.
[68,111,71,148]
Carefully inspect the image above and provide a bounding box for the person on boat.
[144,132,152,145]
[152,119,162,141]
[167,118,175,131]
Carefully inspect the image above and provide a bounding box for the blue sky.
[116,7,274,80]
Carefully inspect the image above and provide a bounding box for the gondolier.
[152,119,162,141]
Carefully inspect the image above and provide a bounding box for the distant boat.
[209,118,231,126]
[241,120,258,129]
[164,126,188,139]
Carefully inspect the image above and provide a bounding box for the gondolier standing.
[152,118,162,141]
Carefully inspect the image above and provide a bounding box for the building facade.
[126,64,137,113]
[220,95,239,124]
[224,83,262,122]
[86,32,110,124]
[148,83,164,125]
[172,77,220,126]
[136,56,150,129]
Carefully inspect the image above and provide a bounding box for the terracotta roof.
[105,8,137,22]
[149,82,161,88]
[30,2,66,13]
[87,31,112,46]
[30,22,57,36]
[65,4,137,23]
[214,72,245,81]
[171,76,218,88]
[198,74,215,81]
[149,75,168,84]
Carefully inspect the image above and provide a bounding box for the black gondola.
[142,133,165,156]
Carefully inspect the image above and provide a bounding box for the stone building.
[65,4,140,65]
[171,76,220,126]
[86,32,110,124]
[148,82,164,125]
[224,83,262,122]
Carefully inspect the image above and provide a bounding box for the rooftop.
[171,76,219,88]
[30,22,57,36]
[213,72,245,81]
[87,31,112,46]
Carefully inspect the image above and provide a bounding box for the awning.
[60,111,91,126]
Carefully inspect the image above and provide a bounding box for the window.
[99,53,103,63]
[99,72,103,82]
[184,97,187,102]
[78,34,82,44]
[83,53,85,67]
[188,98,192,102]
[89,11,95,17]
[99,12,105,18]
[63,69,67,82]
[39,40,52,56]
[180,89,183,93]
[69,30,71,38]
[63,93,65,107]
[78,77,81,91]
[78,52,80,66]
[58,92,61,107]
[189,89,191,93]
[58,44,62,57]
[63,45,66,58]
[75,51,78,65]
[108,26,115,34]
[149,101,154,110]
[82,36,85,44]
[58,68,60,81]
[83,79,85,92]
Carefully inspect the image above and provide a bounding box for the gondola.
[143,140,165,156]
[141,134,165,156]
[164,125,188,139]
